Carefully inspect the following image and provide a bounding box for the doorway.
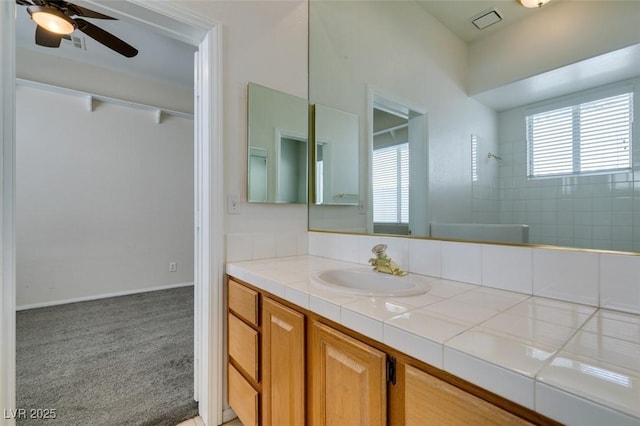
[1,2,223,425]
[369,91,428,237]
[276,131,308,204]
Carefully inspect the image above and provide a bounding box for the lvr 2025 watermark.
[4,408,57,420]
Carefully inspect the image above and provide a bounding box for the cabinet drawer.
[228,279,259,326]
[228,363,259,426]
[228,313,259,382]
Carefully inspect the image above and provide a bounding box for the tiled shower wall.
[496,79,640,252]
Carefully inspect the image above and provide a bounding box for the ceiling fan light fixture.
[519,0,551,8]
[27,6,75,35]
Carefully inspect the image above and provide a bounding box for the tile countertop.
[226,255,640,426]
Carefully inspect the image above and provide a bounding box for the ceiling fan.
[16,0,138,58]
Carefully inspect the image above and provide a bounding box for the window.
[471,134,478,182]
[526,91,633,178]
[372,142,409,223]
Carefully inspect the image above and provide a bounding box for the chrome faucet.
[368,244,407,276]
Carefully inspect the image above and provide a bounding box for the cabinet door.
[262,297,305,426]
[310,321,386,426]
[404,364,532,426]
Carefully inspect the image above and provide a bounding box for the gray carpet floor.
[16,286,199,426]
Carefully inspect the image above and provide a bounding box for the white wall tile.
[307,231,640,315]
[338,233,365,264]
[482,244,532,294]
[408,238,442,277]
[442,242,482,285]
[252,233,276,259]
[296,231,309,255]
[308,232,325,257]
[533,249,599,306]
[275,231,298,258]
[225,233,253,262]
[308,231,340,259]
[600,254,640,315]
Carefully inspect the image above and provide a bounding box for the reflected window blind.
[527,92,633,178]
[373,142,409,223]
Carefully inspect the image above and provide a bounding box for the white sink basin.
[311,266,431,297]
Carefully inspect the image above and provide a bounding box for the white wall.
[17,48,193,114]
[16,85,194,307]
[15,0,311,272]
[178,1,310,261]
[308,1,498,233]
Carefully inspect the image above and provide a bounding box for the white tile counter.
[226,255,640,425]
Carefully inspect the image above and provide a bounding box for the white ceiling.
[14,0,540,92]
[417,0,546,43]
[14,0,196,89]
[16,0,638,111]
[418,0,640,111]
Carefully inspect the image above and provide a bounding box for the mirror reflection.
[247,82,308,204]
[308,0,640,252]
[313,104,360,205]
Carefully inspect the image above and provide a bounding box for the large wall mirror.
[308,0,640,253]
[247,82,308,204]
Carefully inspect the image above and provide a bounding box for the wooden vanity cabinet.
[399,363,533,426]
[227,279,306,426]
[309,321,387,426]
[226,276,554,426]
[227,279,261,426]
[261,297,305,426]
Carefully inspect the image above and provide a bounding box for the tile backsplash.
[225,230,639,315]
[306,231,640,315]
[226,231,308,262]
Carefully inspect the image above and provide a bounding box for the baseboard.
[16,282,194,311]
[222,408,237,424]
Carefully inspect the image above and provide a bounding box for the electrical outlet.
[228,194,240,214]
[169,262,177,272]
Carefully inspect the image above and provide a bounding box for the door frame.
[367,86,429,237]
[1,1,225,425]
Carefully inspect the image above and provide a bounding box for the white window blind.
[372,143,409,223]
[527,91,633,178]
[471,134,478,182]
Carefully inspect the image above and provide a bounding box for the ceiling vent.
[471,8,503,30]
[62,35,86,50]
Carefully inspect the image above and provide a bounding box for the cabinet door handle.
[386,356,397,385]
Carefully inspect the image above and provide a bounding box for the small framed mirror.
[247,82,308,204]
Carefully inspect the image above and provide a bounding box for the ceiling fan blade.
[35,25,63,48]
[69,4,116,20]
[16,0,34,6]
[75,18,138,58]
